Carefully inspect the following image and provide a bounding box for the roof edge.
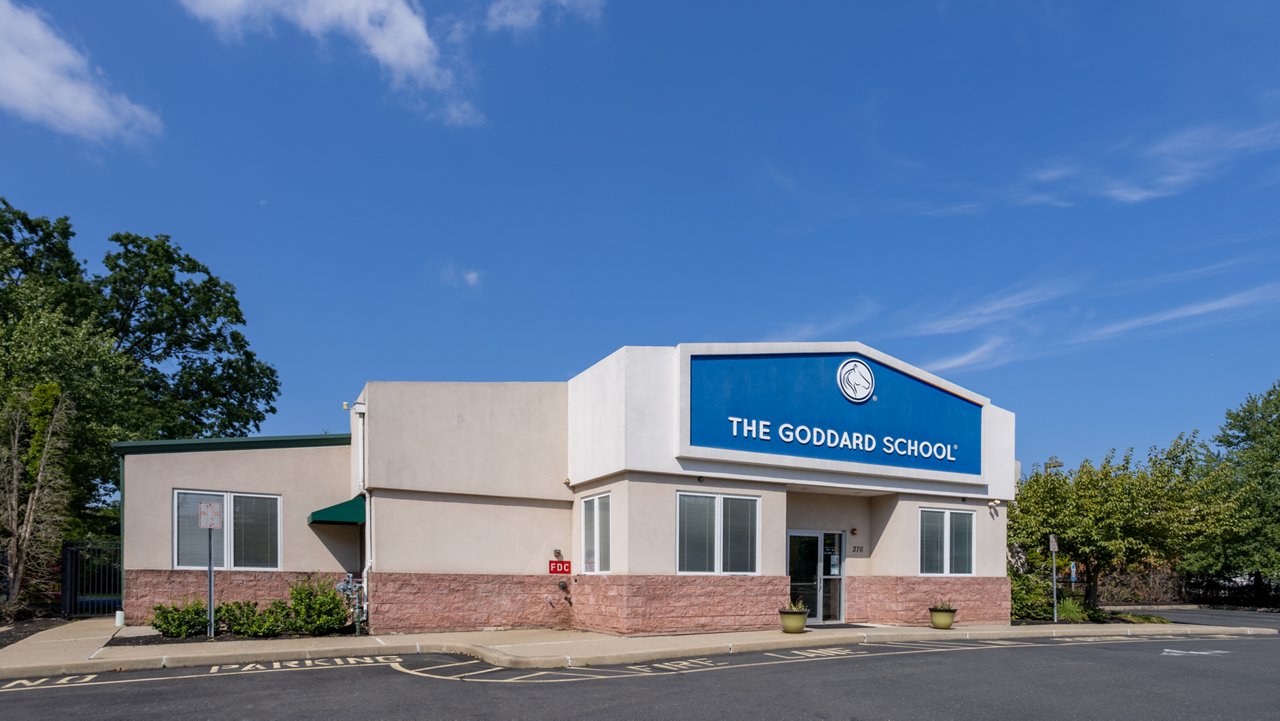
[112,433,351,456]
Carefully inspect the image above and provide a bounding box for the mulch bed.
[106,628,357,647]
[0,617,70,649]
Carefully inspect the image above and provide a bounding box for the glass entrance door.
[788,531,843,622]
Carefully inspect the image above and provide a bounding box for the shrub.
[1010,572,1054,621]
[1057,597,1087,623]
[287,576,347,635]
[216,600,259,635]
[152,600,208,638]
[214,600,290,637]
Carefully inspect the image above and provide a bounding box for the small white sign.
[198,501,223,530]
[1048,533,1058,553]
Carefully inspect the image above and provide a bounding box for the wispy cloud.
[182,0,452,89]
[183,0,602,125]
[0,0,161,141]
[434,261,483,289]
[486,0,604,34]
[924,337,1008,373]
[1079,283,1280,342]
[1118,256,1255,291]
[910,281,1079,336]
[909,118,1280,214]
[763,296,879,342]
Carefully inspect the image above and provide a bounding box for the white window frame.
[918,508,975,576]
[675,492,761,575]
[581,492,611,574]
[172,489,283,571]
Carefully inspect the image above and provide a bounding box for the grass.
[1113,612,1170,624]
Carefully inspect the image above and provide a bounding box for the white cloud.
[924,337,1007,373]
[0,0,161,141]
[434,261,483,289]
[486,0,604,34]
[763,296,880,342]
[1040,120,1280,205]
[182,0,452,90]
[911,282,1078,336]
[1079,284,1280,342]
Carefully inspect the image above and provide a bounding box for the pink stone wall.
[570,575,790,635]
[366,573,572,633]
[124,569,342,624]
[845,575,1011,625]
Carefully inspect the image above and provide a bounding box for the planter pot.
[779,610,808,633]
[929,608,957,630]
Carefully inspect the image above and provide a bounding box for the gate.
[61,541,122,617]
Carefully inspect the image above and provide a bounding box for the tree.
[1008,439,1203,608]
[0,383,74,621]
[0,198,280,534]
[1189,380,1280,589]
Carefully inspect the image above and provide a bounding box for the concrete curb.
[2,623,1272,679]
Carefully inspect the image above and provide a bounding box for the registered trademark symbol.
[871,395,877,402]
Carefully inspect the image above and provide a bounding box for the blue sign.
[688,353,982,475]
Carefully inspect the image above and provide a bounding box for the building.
[117,342,1017,634]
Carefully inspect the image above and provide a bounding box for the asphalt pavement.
[2,633,1276,720]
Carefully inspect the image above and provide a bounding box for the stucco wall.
[623,473,787,576]
[364,382,571,502]
[868,494,1007,577]
[785,492,872,576]
[122,444,357,572]
[371,490,571,574]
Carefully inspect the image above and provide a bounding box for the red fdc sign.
[549,560,571,574]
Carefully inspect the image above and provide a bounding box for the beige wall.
[123,444,358,572]
[868,494,1007,576]
[365,382,571,502]
[371,490,571,574]
[588,473,788,576]
[785,492,873,576]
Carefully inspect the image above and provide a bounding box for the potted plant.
[929,601,956,630]
[780,598,808,633]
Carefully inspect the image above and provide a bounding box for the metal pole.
[1049,550,1059,622]
[206,525,213,637]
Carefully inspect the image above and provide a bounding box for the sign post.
[198,501,223,637]
[1048,533,1059,624]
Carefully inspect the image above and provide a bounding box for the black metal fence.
[60,541,121,617]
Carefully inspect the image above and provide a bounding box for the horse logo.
[837,358,875,403]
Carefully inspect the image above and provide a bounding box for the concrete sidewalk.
[1,618,1274,680]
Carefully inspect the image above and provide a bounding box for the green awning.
[307,495,365,525]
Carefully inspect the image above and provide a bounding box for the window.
[677,493,759,574]
[174,491,280,570]
[920,509,974,575]
[582,493,610,573]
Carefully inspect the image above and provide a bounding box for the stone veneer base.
[570,574,791,635]
[123,569,341,625]
[367,573,573,634]
[845,575,1011,626]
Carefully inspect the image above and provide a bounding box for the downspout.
[356,405,373,630]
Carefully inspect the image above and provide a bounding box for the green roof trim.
[112,433,351,456]
[308,495,365,525]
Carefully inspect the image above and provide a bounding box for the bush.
[216,600,259,635]
[1057,597,1087,623]
[1010,572,1054,621]
[152,600,208,638]
[287,576,347,635]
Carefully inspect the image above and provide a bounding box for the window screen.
[678,495,716,572]
[721,497,757,573]
[233,495,279,568]
[920,510,945,574]
[176,492,225,568]
[949,511,973,574]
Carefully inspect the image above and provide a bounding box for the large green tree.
[1181,380,1280,588]
[0,198,280,534]
[1008,436,1217,607]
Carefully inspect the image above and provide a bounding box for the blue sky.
[2,1,1278,472]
